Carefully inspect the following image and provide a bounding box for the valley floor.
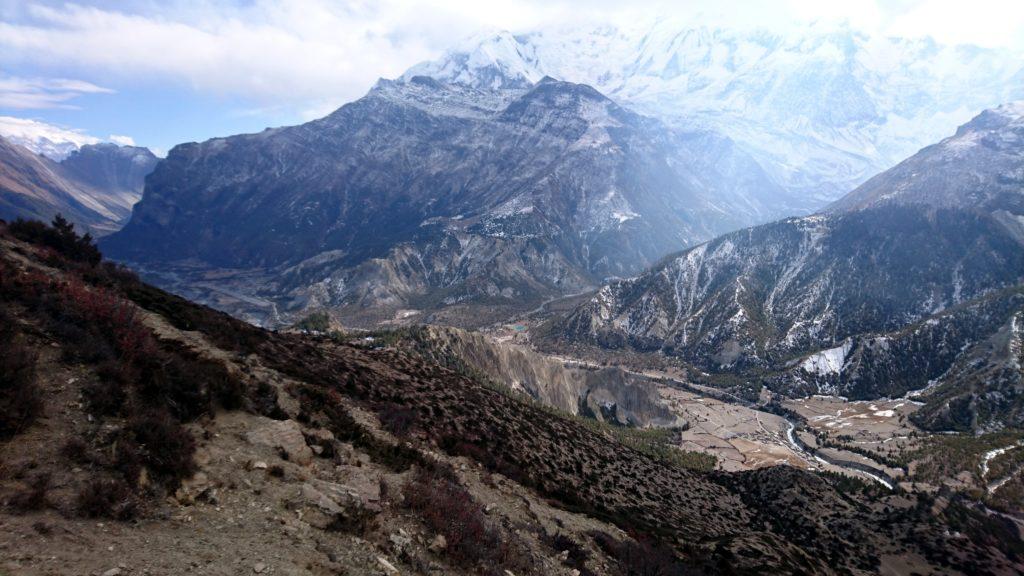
[482,315,1024,513]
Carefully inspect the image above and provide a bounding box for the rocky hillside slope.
[5,219,1022,575]
[548,103,1024,432]
[0,137,157,235]
[408,21,1024,205]
[380,325,678,428]
[102,76,784,327]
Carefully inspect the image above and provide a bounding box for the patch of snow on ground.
[801,340,852,376]
[981,441,1024,481]
[611,210,638,223]
[942,130,982,154]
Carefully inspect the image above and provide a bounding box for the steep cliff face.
[394,325,678,428]
[550,104,1024,430]
[103,77,784,325]
[0,137,157,235]
[58,143,158,220]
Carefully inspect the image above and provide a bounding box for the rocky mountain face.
[0,137,157,235]
[407,21,1024,208]
[59,143,159,212]
[908,290,1024,431]
[103,76,785,326]
[549,104,1024,431]
[387,325,678,427]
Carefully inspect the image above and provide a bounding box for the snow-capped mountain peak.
[0,116,102,161]
[404,23,1024,209]
[955,100,1024,135]
[829,102,1024,213]
[404,30,542,90]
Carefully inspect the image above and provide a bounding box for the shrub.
[112,436,144,488]
[122,412,196,488]
[0,323,41,439]
[8,216,101,266]
[591,530,690,576]
[211,366,246,412]
[53,278,155,365]
[50,320,117,364]
[76,478,138,520]
[85,361,132,416]
[9,472,50,513]
[61,437,93,463]
[252,381,289,420]
[80,261,139,290]
[3,253,244,427]
[379,403,418,437]
[543,532,594,576]
[135,346,244,422]
[295,311,331,333]
[403,465,505,567]
[135,353,209,422]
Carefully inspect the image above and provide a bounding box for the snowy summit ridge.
[405,21,1024,208]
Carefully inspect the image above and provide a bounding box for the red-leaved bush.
[402,464,533,571]
[56,279,156,364]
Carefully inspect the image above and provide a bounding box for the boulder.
[294,480,378,531]
[429,534,447,553]
[246,419,314,466]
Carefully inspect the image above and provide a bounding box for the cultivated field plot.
[784,395,926,484]
[659,387,808,472]
[786,396,920,451]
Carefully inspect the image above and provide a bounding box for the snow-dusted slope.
[830,100,1024,215]
[407,22,1024,208]
[551,105,1024,429]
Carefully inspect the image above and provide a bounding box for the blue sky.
[2,0,1023,156]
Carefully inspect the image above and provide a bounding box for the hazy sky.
[1,0,1023,154]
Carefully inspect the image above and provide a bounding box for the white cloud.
[0,115,143,158]
[0,73,113,109]
[0,115,100,158]
[0,115,99,146]
[0,1,1020,112]
[0,1,470,106]
[885,0,1024,49]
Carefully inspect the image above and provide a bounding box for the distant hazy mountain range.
[408,21,1024,207]
[0,137,158,235]
[549,103,1024,432]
